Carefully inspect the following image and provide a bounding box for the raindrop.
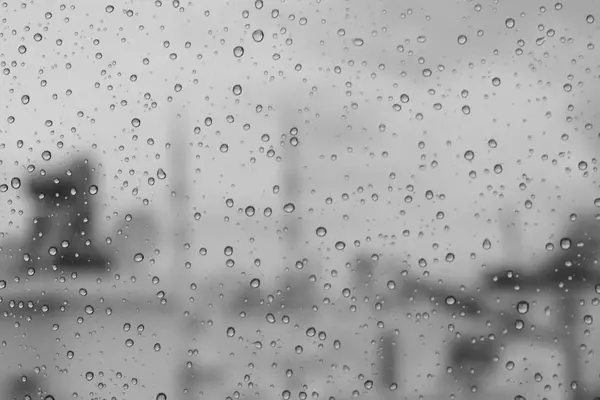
[226,327,235,337]
[131,118,141,127]
[157,168,167,179]
[316,227,327,237]
[245,206,256,217]
[86,371,94,381]
[482,238,492,250]
[560,238,571,250]
[492,77,501,86]
[232,84,242,95]
[134,253,144,262]
[250,278,260,288]
[157,393,167,400]
[85,305,94,315]
[42,150,52,161]
[445,296,456,305]
[387,280,396,290]
[505,18,516,28]
[88,185,98,195]
[464,150,475,161]
[335,241,346,250]
[517,301,529,314]
[252,30,264,42]
[233,46,245,57]
[10,177,21,189]
[587,14,595,23]
[457,35,468,45]
[462,105,471,115]
[283,203,295,213]
[21,95,30,104]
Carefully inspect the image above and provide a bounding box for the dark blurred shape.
[485,215,600,292]
[4,374,51,400]
[26,155,112,272]
[484,214,600,400]
[446,336,497,395]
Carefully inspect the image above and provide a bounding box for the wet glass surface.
[1,1,600,399]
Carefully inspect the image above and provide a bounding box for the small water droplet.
[10,177,21,189]
[517,301,529,314]
[252,30,264,42]
[233,46,245,57]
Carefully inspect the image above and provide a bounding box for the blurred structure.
[485,213,600,400]
[25,155,112,273]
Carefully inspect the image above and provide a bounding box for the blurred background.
[1,0,600,399]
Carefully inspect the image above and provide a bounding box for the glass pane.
[1,1,599,399]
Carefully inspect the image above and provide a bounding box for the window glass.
[1,1,599,399]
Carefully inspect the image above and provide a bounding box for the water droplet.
[21,95,30,104]
[10,177,21,189]
[41,150,51,161]
[306,327,316,337]
[245,206,255,217]
[560,238,571,250]
[18,45,27,54]
[387,280,396,290]
[492,77,501,86]
[85,305,94,315]
[587,14,595,23]
[88,185,98,195]
[134,253,144,262]
[265,313,276,323]
[353,38,364,46]
[232,84,242,95]
[125,338,134,347]
[157,168,167,180]
[584,314,593,325]
[482,238,492,250]
[335,241,346,250]
[233,46,245,57]
[226,327,236,337]
[445,296,456,305]
[252,30,264,42]
[283,203,295,213]
[364,380,374,390]
[505,18,515,28]
[457,34,468,45]
[517,301,529,314]
[131,118,141,127]
[86,371,94,381]
[316,227,327,237]
[445,253,455,262]
[464,150,475,161]
[462,105,471,115]
[250,278,260,288]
